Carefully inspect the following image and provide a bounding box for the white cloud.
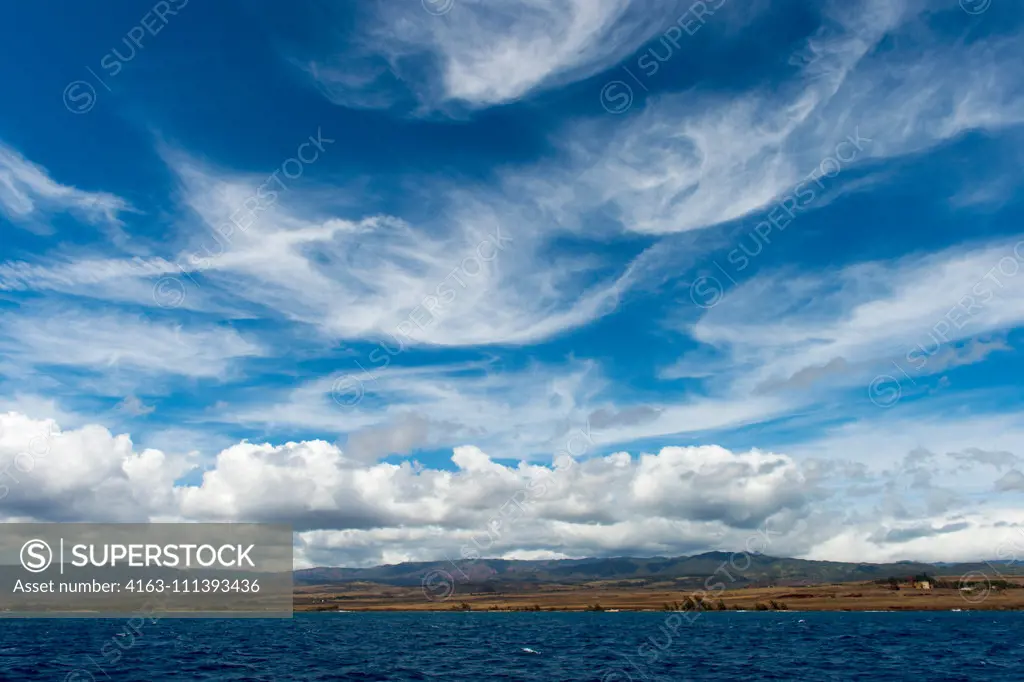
[225,359,604,456]
[0,306,263,381]
[221,356,796,461]
[303,0,715,109]
[529,0,1023,236]
[0,256,182,306]
[123,154,632,348]
[4,410,1023,567]
[786,409,1024,485]
[629,445,807,527]
[10,0,1022,355]
[0,411,816,563]
[0,141,131,233]
[0,412,192,523]
[805,510,1024,564]
[686,239,1024,400]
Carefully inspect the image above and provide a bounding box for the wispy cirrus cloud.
[677,238,1024,405]
[217,353,794,463]
[299,0,719,110]
[9,0,1022,349]
[0,305,263,383]
[533,0,1023,236]
[0,141,132,234]
[38,149,633,348]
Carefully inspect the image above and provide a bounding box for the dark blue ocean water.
[0,611,1019,681]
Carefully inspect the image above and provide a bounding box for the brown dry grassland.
[294,577,1024,612]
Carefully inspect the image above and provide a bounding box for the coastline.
[294,577,1024,613]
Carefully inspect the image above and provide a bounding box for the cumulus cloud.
[0,412,191,523]
[628,446,807,528]
[4,410,1024,567]
[0,412,815,564]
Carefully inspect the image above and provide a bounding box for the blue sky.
[1,0,1024,567]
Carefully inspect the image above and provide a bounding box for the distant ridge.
[294,553,1024,589]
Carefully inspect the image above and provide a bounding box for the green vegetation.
[296,555,1024,591]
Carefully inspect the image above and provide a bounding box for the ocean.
[1,611,1019,680]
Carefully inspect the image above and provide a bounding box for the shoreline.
[294,577,1024,613]
[298,608,1004,613]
